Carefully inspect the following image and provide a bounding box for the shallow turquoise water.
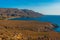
[9,15,60,32]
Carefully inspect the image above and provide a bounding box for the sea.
[9,15,60,32]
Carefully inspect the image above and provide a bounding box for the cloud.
[40,3,60,15]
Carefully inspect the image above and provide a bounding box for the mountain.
[21,9,42,17]
[0,8,42,20]
[0,20,59,40]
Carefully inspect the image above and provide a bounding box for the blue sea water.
[9,15,60,32]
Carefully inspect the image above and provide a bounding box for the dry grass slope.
[0,20,59,40]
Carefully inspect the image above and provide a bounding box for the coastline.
[5,17,20,20]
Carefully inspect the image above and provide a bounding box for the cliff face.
[0,8,42,19]
[0,20,59,40]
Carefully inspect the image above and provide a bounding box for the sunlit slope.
[0,20,59,40]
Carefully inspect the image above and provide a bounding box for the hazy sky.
[0,0,60,15]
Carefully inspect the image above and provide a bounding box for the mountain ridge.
[0,8,42,20]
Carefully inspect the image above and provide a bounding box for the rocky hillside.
[0,8,42,20]
[0,20,59,40]
[21,9,42,17]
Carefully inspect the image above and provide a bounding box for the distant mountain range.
[0,8,42,19]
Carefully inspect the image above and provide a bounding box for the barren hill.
[0,8,42,20]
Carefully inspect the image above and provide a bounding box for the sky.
[0,0,60,15]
